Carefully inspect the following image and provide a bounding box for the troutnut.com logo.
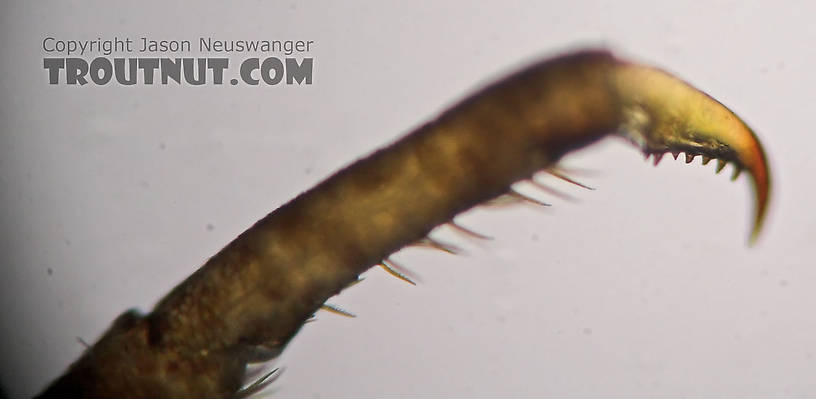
[42,37,314,86]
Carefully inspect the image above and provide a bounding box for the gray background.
[1,1,813,398]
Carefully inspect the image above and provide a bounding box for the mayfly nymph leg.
[37,48,770,398]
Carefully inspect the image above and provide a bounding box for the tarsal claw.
[611,62,770,243]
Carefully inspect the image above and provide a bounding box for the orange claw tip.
[745,132,771,245]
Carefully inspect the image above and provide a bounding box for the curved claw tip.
[611,62,770,244]
[746,145,770,245]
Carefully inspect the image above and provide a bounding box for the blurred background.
[1,1,813,397]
